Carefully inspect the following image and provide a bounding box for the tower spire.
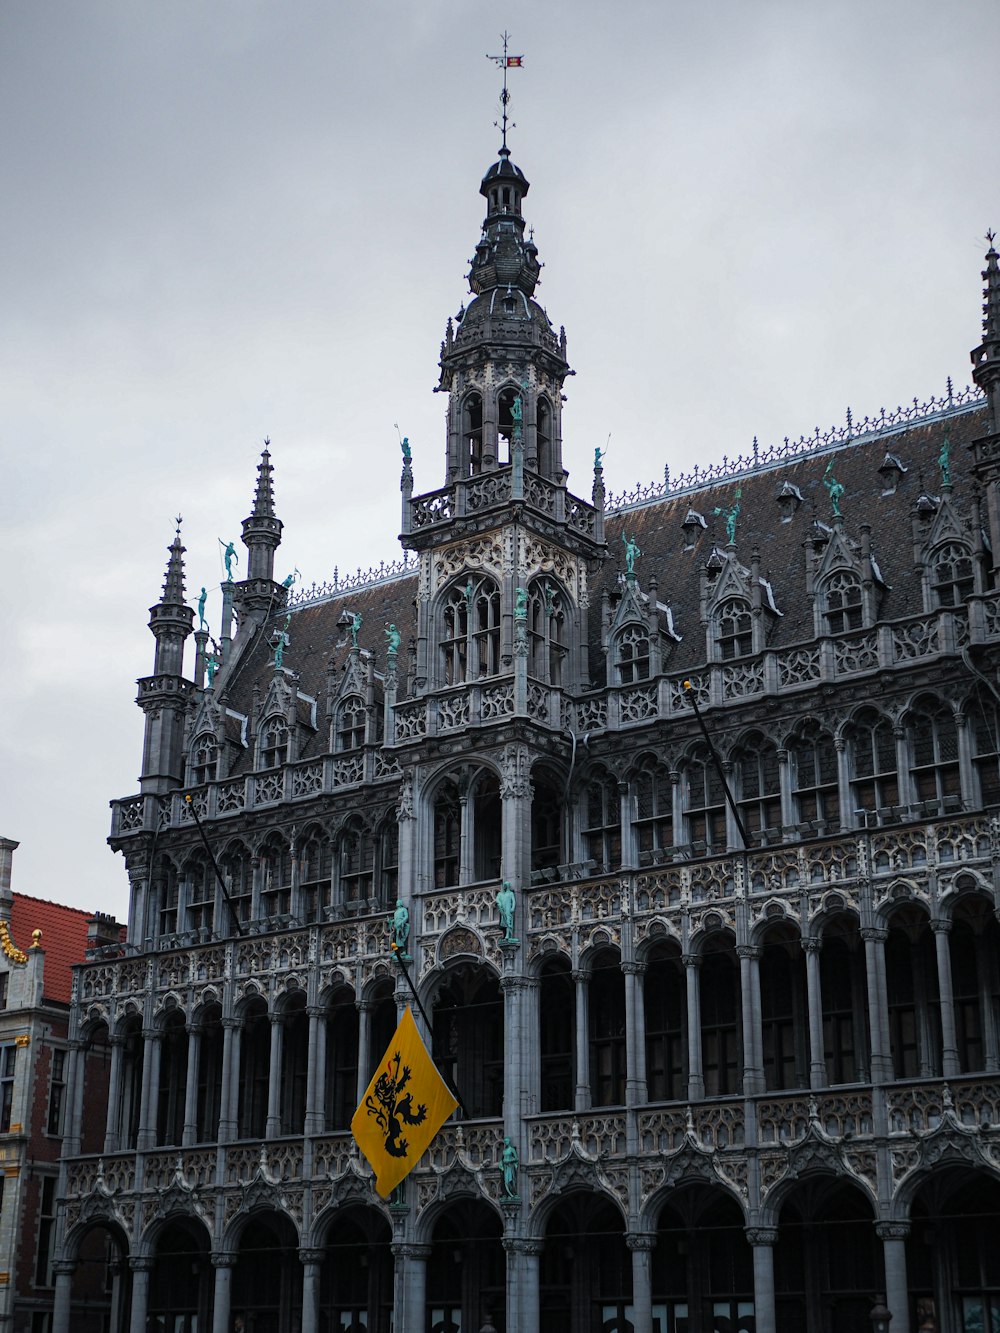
[138,518,195,792]
[972,230,1000,435]
[252,440,277,519]
[487,32,523,153]
[241,440,283,585]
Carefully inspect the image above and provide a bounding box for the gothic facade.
[51,139,1000,1333]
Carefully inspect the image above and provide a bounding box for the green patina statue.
[939,434,951,488]
[400,436,411,463]
[205,650,221,686]
[514,587,528,619]
[273,615,291,670]
[197,586,208,631]
[350,612,363,649]
[385,623,401,654]
[822,462,845,518]
[623,531,641,574]
[282,569,299,590]
[219,539,238,581]
[389,899,410,958]
[497,881,517,941]
[713,486,743,544]
[501,1137,519,1199]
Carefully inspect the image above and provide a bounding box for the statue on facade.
[219,539,238,581]
[939,434,951,488]
[713,486,743,544]
[350,611,363,649]
[622,531,641,574]
[205,649,221,686]
[500,1137,519,1199]
[496,881,517,941]
[385,623,401,655]
[272,615,291,670]
[197,586,208,631]
[822,461,845,519]
[389,899,410,958]
[514,587,528,619]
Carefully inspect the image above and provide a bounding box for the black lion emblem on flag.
[364,1049,428,1158]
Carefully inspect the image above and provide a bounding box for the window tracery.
[788,722,840,827]
[433,780,462,889]
[582,771,621,872]
[528,579,567,685]
[715,597,752,660]
[734,732,781,841]
[848,708,899,817]
[684,747,727,853]
[463,392,483,475]
[190,732,218,786]
[441,576,501,684]
[259,837,292,917]
[907,696,960,810]
[930,541,974,607]
[259,715,288,770]
[338,819,374,906]
[821,570,863,634]
[615,623,650,684]
[969,687,1000,807]
[336,695,366,752]
[633,758,673,864]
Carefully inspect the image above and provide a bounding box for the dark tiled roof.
[8,894,93,1006]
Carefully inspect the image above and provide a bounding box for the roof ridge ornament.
[487,31,524,153]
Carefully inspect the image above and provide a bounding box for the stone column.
[107,1259,125,1333]
[356,999,374,1109]
[218,1017,239,1142]
[137,1028,161,1150]
[835,736,852,831]
[304,1007,325,1134]
[182,1023,202,1146]
[738,945,764,1094]
[627,1233,656,1333]
[103,1035,125,1154]
[683,954,705,1100]
[572,970,591,1111]
[299,1248,324,1333]
[211,1253,237,1333]
[777,748,794,831]
[504,1237,543,1333]
[931,919,960,1077]
[746,1228,778,1333]
[459,791,474,886]
[977,931,1000,1071]
[876,1222,912,1333]
[266,1013,284,1137]
[59,1037,82,1157]
[622,962,648,1107]
[956,713,976,809]
[861,928,893,1082]
[51,1259,76,1333]
[128,1256,154,1333]
[893,725,912,808]
[391,1243,431,1333]
[801,938,827,1089]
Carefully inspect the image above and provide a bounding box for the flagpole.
[392,945,469,1119]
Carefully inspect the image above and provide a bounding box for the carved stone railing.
[425,1121,503,1171]
[637,1101,745,1153]
[142,1148,218,1190]
[223,1139,303,1185]
[63,1153,136,1198]
[887,1076,1000,1134]
[754,1089,874,1145]
[526,1112,628,1163]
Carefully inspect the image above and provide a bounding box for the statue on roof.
[400,435,411,463]
[595,445,606,469]
[272,615,291,670]
[197,586,208,631]
[219,539,238,581]
[206,645,222,686]
[282,568,300,590]
[939,434,951,488]
[822,462,845,519]
[623,531,641,574]
[350,611,363,649]
[713,486,743,545]
[385,623,401,655]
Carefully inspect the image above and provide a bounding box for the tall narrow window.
[219,847,252,930]
[35,1176,57,1286]
[531,774,564,873]
[539,958,574,1112]
[497,386,519,465]
[822,571,863,634]
[971,688,1000,807]
[472,773,502,882]
[0,1046,16,1132]
[433,781,461,889]
[298,829,332,922]
[528,580,567,685]
[259,716,288,770]
[789,723,840,827]
[849,708,899,816]
[616,625,651,684]
[441,577,501,684]
[908,696,961,810]
[715,598,753,660]
[685,748,726,853]
[931,542,974,607]
[259,839,292,918]
[700,942,741,1096]
[377,820,399,906]
[633,759,673,864]
[336,696,367,751]
[645,944,686,1102]
[582,772,621,872]
[185,856,214,935]
[735,733,782,841]
[158,869,180,938]
[46,1049,66,1136]
[536,396,552,474]
[589,953,626,1107]
[191,733,218,785]
[463,392,483,475]
[339,820,374,906]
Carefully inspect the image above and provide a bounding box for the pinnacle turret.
[159,521,187,608]
[148,519,194,677]
[972,231,1000,435]
[241,442,283,585]
[252,443,277,519]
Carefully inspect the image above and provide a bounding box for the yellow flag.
[351,1005,459,1198]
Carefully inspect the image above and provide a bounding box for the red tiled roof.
[8,894,92,1006]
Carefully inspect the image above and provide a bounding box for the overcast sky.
[1,1,996,924]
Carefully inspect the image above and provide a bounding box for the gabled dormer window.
[822,570,863,634]
[930,542,974,607]
[191,733,218,786]
[336,695,366,751]
[441,577,501,684]
[616,624,650,683]
[259,716,288,770]
[716,598,752,660]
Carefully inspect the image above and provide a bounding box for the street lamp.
[870,1295,893,1333]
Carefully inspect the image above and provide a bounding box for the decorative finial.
[487,32,524,151]
[174,514,183,536]
[988,227,997,249]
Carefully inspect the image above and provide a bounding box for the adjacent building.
[51,130,1000,1333]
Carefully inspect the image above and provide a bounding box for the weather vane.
[487,31,524,150]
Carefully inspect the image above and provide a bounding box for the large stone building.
[52,125,1000,1333]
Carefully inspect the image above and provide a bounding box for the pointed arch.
[929,539,975,607]
[527,576,568,685]
[440,574,501,685]
[819,568,863,634]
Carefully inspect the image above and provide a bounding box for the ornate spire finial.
[160,520,187,606]
[487,32,524,152]
[252,443,276,519]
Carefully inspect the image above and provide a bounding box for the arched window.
[298,828,332,921]
[259,837,292,918]
[759,925,808,1090]
[644,942,686,1101]
[538,956,574,1112]
[822,570,863,634]
[157,863,180,939]
[531,772,564,873]
[885,907,940,1079]
[528,580,567,685]
[788,722,840,828]
[259,715,288,770]
[536,396,552,474]
[970,688,1000,807]
[463,392,483,475]
[589,951,626,1107]
[376,818,399,906]
[685,747,726,853]
[633,759,673,864]
[441,576,501,684]
[931,541,974,607]
[582,771,621,872]
[184,855,214,935]
[820,914,870,1083]
[700,938,741,1096]
[848,708,899,817]
[497,385,519,464]
[433,780,461,889]
[336,696,366,752]
[191,732,218,785]
[472,771,501,882]
[616,624,650,684]
[907,696,960,811]
[325,990,359,1131]
[339,819,374,907]
[432,965,503,1118]
[715,597,752,660]
[735,732,781,841]
[219,845,252,930]
[156,1010,188,1148]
